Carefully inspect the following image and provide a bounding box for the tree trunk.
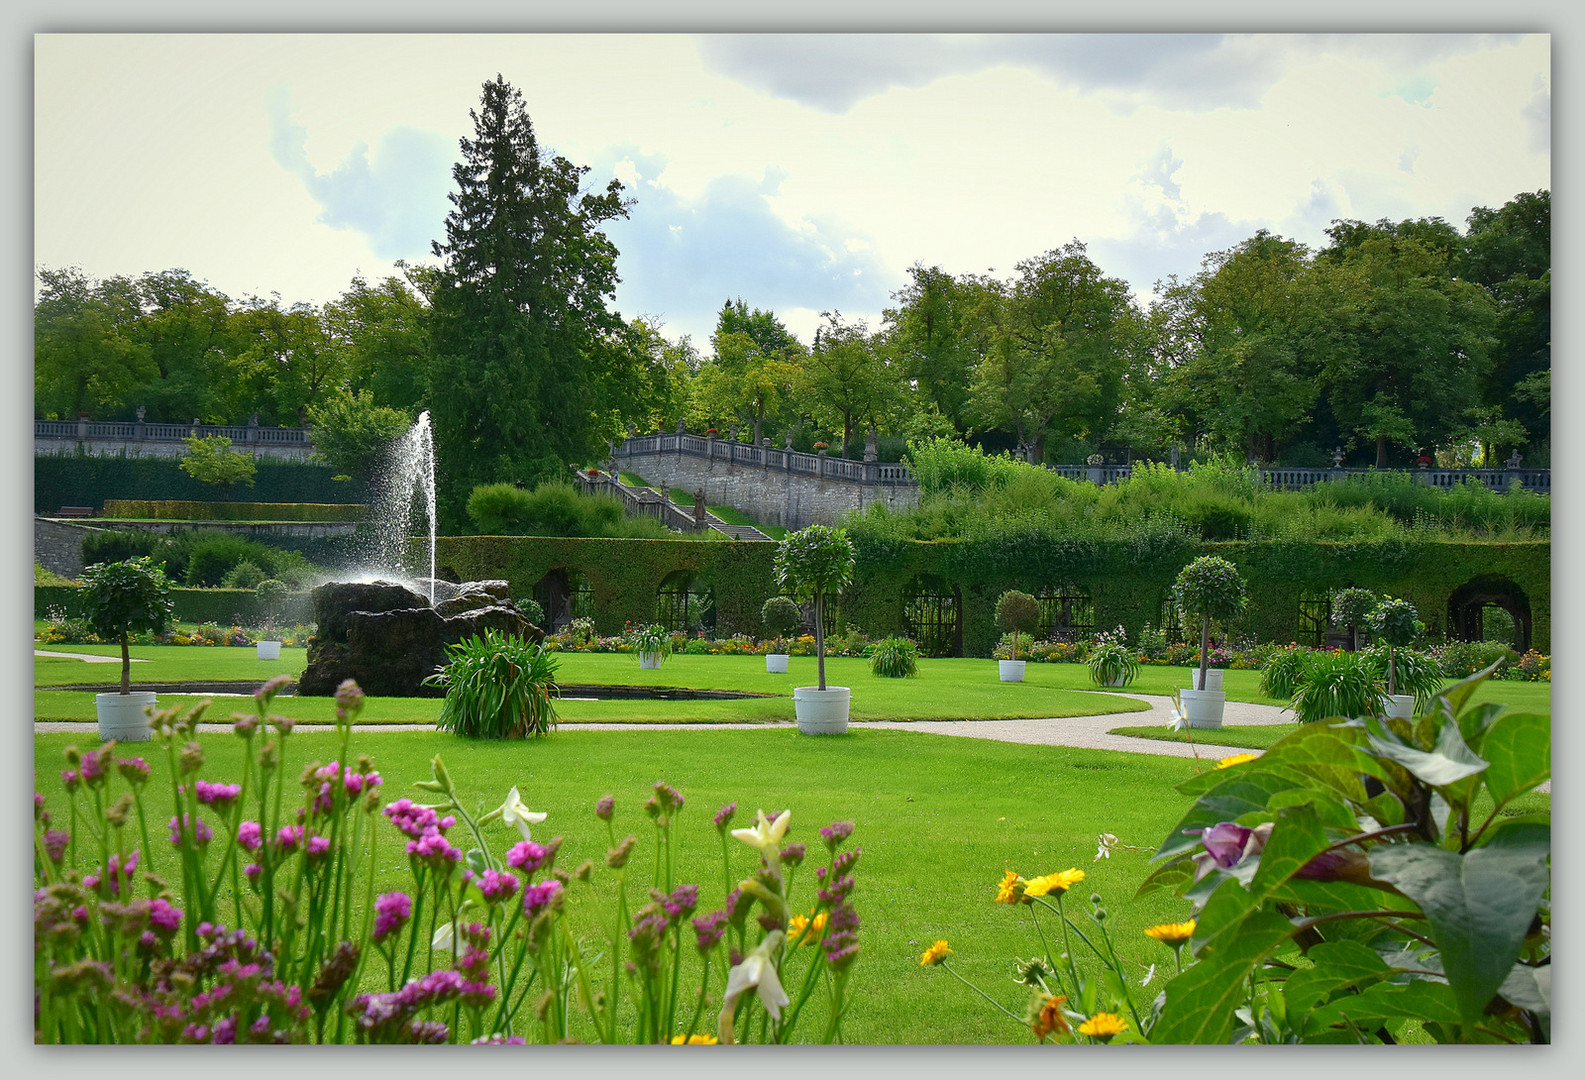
[1198,616,1211,691]
[120,633,132,695]
[1375,435,1388,469]
[1387,642,1397,697]
[815,593,827,691]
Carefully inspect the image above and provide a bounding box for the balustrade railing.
[36,419,312,447]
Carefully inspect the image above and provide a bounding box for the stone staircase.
[702,511,771,542]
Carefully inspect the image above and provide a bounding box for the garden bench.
[54,506,95,517]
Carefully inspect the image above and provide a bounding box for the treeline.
[35,77,1548,526]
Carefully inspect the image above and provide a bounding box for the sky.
[31,30,1553,354]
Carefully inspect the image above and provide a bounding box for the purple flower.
[506,840,548,873]
[61,769,79,792]
[275,824,306,852]
[663,883,699,921]
[594,795,615,821]
[333,679,365,720]
[116,757,151,786]
[305,835,331,860]
[43,829,69,863]
[779,842,807,867]
[383,798,441,839]
[406,827,461,865]
[477,869,519,904]
[147,898,182,934]
[1189,821,1274,882]
[233,714,260,739]
[372,892,412,941]
[522,880,563,916]
[692,909,729,952]
[193,780,242,807]
[713,802,738,831]
[79,747,110,784]
[169,814,214,846]
[237,821,263,851]
[819,820,855,851]
[244,863,262,882]
[255,674,294,707]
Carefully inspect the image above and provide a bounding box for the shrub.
[514,596,546,628]
[1258,645,1312,701]
[465,481,667,539]
[994,590,1040,661]
[625,623,674,663]
[78,556,175,693]
[220,559,267,590]
[1087,639,1140,687]
[1432,639,1517,679]
[1362,645,1444,713]
[177,433,257,490]
[760,596,804,653]
[1289,648,1387,724]
[868,635,920,678]
[1365,597,1424,696]
[568,616,596,646]
[423,628,560,738]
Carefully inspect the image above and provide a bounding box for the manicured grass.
[30,725,1253,1044]
[1107,724,1298,750]
[32,651,1150,725]
[34,644,311,687]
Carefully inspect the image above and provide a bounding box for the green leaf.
[1283,940,1394,1030]
[1248,802,1332,900]
[1150,907,1297,1044]
[1133,855,1195,899]
[1478,713,1550,806]
[1426,660,1505,718]
[1497,963,1549,1041]
[1368,824,1550,1031]
[1364,712,1488,788]
[1302,977,1462,1035]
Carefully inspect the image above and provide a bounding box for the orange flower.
[1215,752,1260,769]
[1023,868,1085,898]
[1031,994,1070,1040]
[919,940,952,966]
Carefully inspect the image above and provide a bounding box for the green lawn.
[1107,723,1299,750]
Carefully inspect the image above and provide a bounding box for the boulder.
[297,579,544,698]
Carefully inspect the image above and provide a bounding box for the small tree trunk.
[1198,616,1211,691]
[815,593,827,691]
[121,633,132,695]
[1387,642,1397,697]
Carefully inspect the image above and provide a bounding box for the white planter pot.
[765,654,789,673]
[1192,668,1223,691]
[639,652,663,670]
[1381,693,1415,720]
[1179,688,1226,729]
[96,691,157,743]
[998,660,1026,682]
[256,640,282,660]
[793,686,850,734]
[1104,673,1129,687]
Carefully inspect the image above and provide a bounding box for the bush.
[867,636,920,678]
[1172,555,1247,690]
[1258,645,1312,700]
[1289,648,1387,724]
[992,632,1034,661]
[220,559,267,590]
[1330,586,1378,648]
[760,596,804,651]
[466,481,667,538]
[625,623,673,662]
[514,596,546,628]
[423,629,560,738]
[1362,645,1444,712]
[1431,639,1518,679]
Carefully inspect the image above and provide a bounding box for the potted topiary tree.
[79,556,175,742]
[1366,596,1424,719]
[254,578,289,659]
[993,590,1040,682]
[1330,586,1377,652]
[1171,555,1247,728]
[760,595,803,674]
[774,524,856,734]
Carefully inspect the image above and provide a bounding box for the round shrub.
[1365,597,1424,696]
[867,636,919,678]
[1172,555,1248,690]
[994,590,1040,661]
[760,596,804,651]
[1330,587,1378,649]
[774,525,856,691]
[221,559,268,590]
[514,596,547,628]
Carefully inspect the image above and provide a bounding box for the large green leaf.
[1153,773,1295,861]
[1478,712,1550,806]
[1282,939,1391,1015]
[1248,802,1331,900]
[1368,823,1550,1031]
[1364,712,1488,788]
[1133,855,1195,899]
[1301,977,1462,1035]
[1150,906,1296,1044]
[1497,963,1550,1041]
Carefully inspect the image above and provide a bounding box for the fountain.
[295,410,543,698]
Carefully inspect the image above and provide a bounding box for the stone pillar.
[863,424,878,463]
[693,489,707,531]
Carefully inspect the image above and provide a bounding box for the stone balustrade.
[35,418,314,460]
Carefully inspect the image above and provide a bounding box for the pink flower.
[169,814,214,846]
[237,821,263,851]
[506,840,548,874]
[372,892,412,941]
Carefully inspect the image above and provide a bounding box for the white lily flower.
[730,809,791,853]
[718,931,789,1044]
[497,785,547,842]
[1095,832,1119,861]
[431,921,456,952]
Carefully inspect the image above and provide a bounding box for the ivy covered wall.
[430,535,1550,654]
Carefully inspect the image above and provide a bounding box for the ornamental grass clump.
[867,636,919,678]
[35,680,863,1045]
[927,664,1550,1044]
[774,525,857,692]
[422,629,560,739]
[994,591,1040,662]
[625,623,674,664]
[1288,647,1387,724]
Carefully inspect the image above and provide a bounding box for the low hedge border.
[102,500,366,522]
[35,585,312,626]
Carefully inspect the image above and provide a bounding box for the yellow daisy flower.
[1215,752,1261,769]
[1023,868,1085,898]
[919,940,952,966]
[1031,994,1070,1040]
[1143,920,1196,947]
[995,869,1026,904]
[669,1034,719,1044]
[1078,1012,1128,1039]
[789,910,827,944]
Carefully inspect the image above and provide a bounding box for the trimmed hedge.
[35,585,313,626]
[103,500,366,522]
[34,453,358,513]
[433,535,1550,656]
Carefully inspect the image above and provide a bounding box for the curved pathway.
[33,691,1279,761]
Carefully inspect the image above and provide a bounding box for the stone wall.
[34,518,107,578]
[613,446,918,530]
[33,516,358,578]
